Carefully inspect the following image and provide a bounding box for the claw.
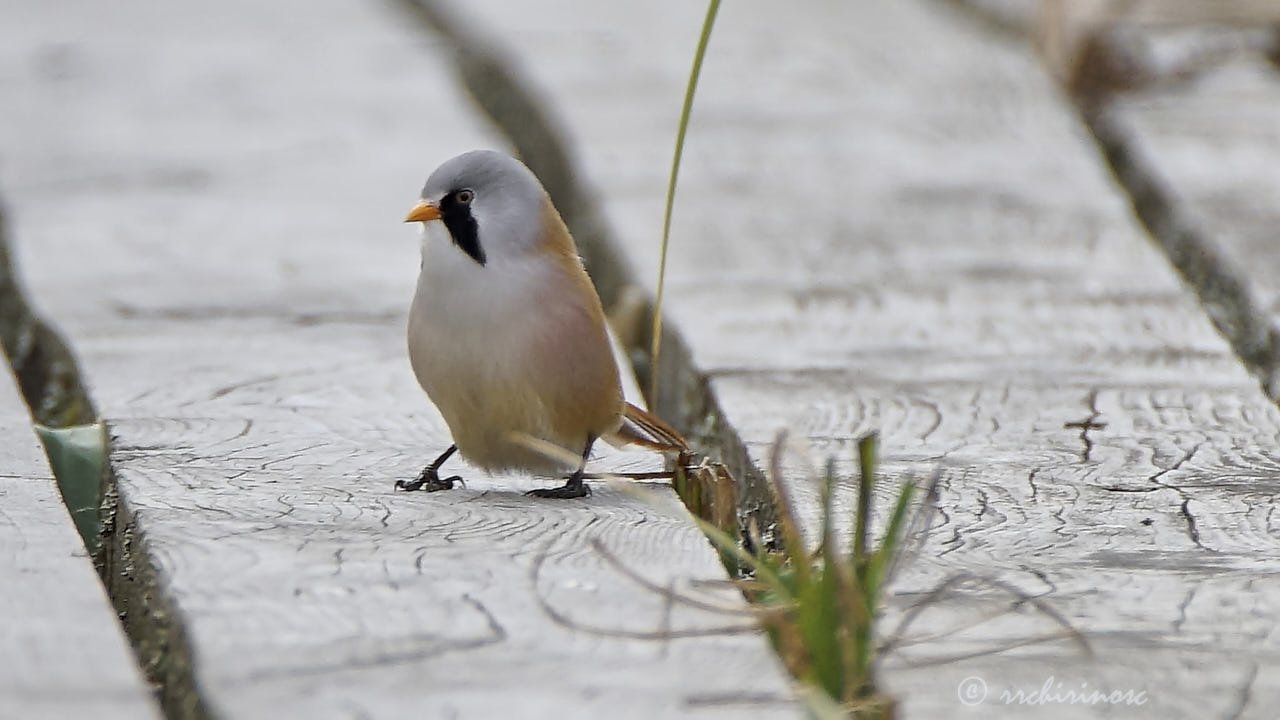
[526,477,591,499]
[396,468,462,492]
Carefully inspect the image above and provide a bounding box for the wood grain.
[0,0,796,717]
[0,363,160,719]
[425,0,1280,716]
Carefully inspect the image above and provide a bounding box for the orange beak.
[404,201,442,223]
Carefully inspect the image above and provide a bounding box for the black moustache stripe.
[439,193,485,266]
[444,211,485,266]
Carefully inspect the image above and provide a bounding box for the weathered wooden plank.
[0,363,160,719]
[423,0,1280,716]
[0,0,796,717]
[1092,55,1280,396]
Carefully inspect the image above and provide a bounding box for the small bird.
[397,150,687,498]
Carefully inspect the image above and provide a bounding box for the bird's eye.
[455,189,474,205]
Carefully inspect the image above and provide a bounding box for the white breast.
[411,222,542,341]
[407,224,567,471]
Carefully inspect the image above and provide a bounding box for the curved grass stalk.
[649,0,721,401]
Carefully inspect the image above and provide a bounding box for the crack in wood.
[1050,506,1075,541]
[935,505,964,558]
[100,496,215,720]
[1225,661,1259,720]
[1179,497,1207,551]
[0,208,97,427]
[1024,468,1040,502]
[111,302,403,327]
[207,366,367,402]
[916,396,944,443]
[1088,102,1280,399]
[1019,564,1058,596]
[1097,485,1161,493]
[1137,441,1220,550]
[1149,442,1203,486]
[226,620,509,683]
[974,487,991,521]
[683,691,798,709]
[1172,586,1197,633]
[1063,389,1108,463]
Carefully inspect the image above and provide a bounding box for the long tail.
[614,402,689,453]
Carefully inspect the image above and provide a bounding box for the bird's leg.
[527,435,595,499]
[396,444,463,492]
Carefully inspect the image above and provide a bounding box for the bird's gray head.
[405,150,545,267]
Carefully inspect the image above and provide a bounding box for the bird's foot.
[526,476,591,499]
[396,467,464,492]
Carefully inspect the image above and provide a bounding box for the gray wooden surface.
[430,0,1280,717]
[0,0,795,717]
[8,0,1280,716]
[1094,55,1280,396]
[0,363,160,720]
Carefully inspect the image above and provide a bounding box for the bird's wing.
[613,402,689,453]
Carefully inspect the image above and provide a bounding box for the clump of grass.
[649,4,916,714]
[684,432,920,718]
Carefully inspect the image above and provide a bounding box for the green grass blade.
[867,481,916,590]
[649,0,721,400]
[855,481,913,685]
[853,433,876,560]
[801,567,845,698]
[768,431,811,586]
